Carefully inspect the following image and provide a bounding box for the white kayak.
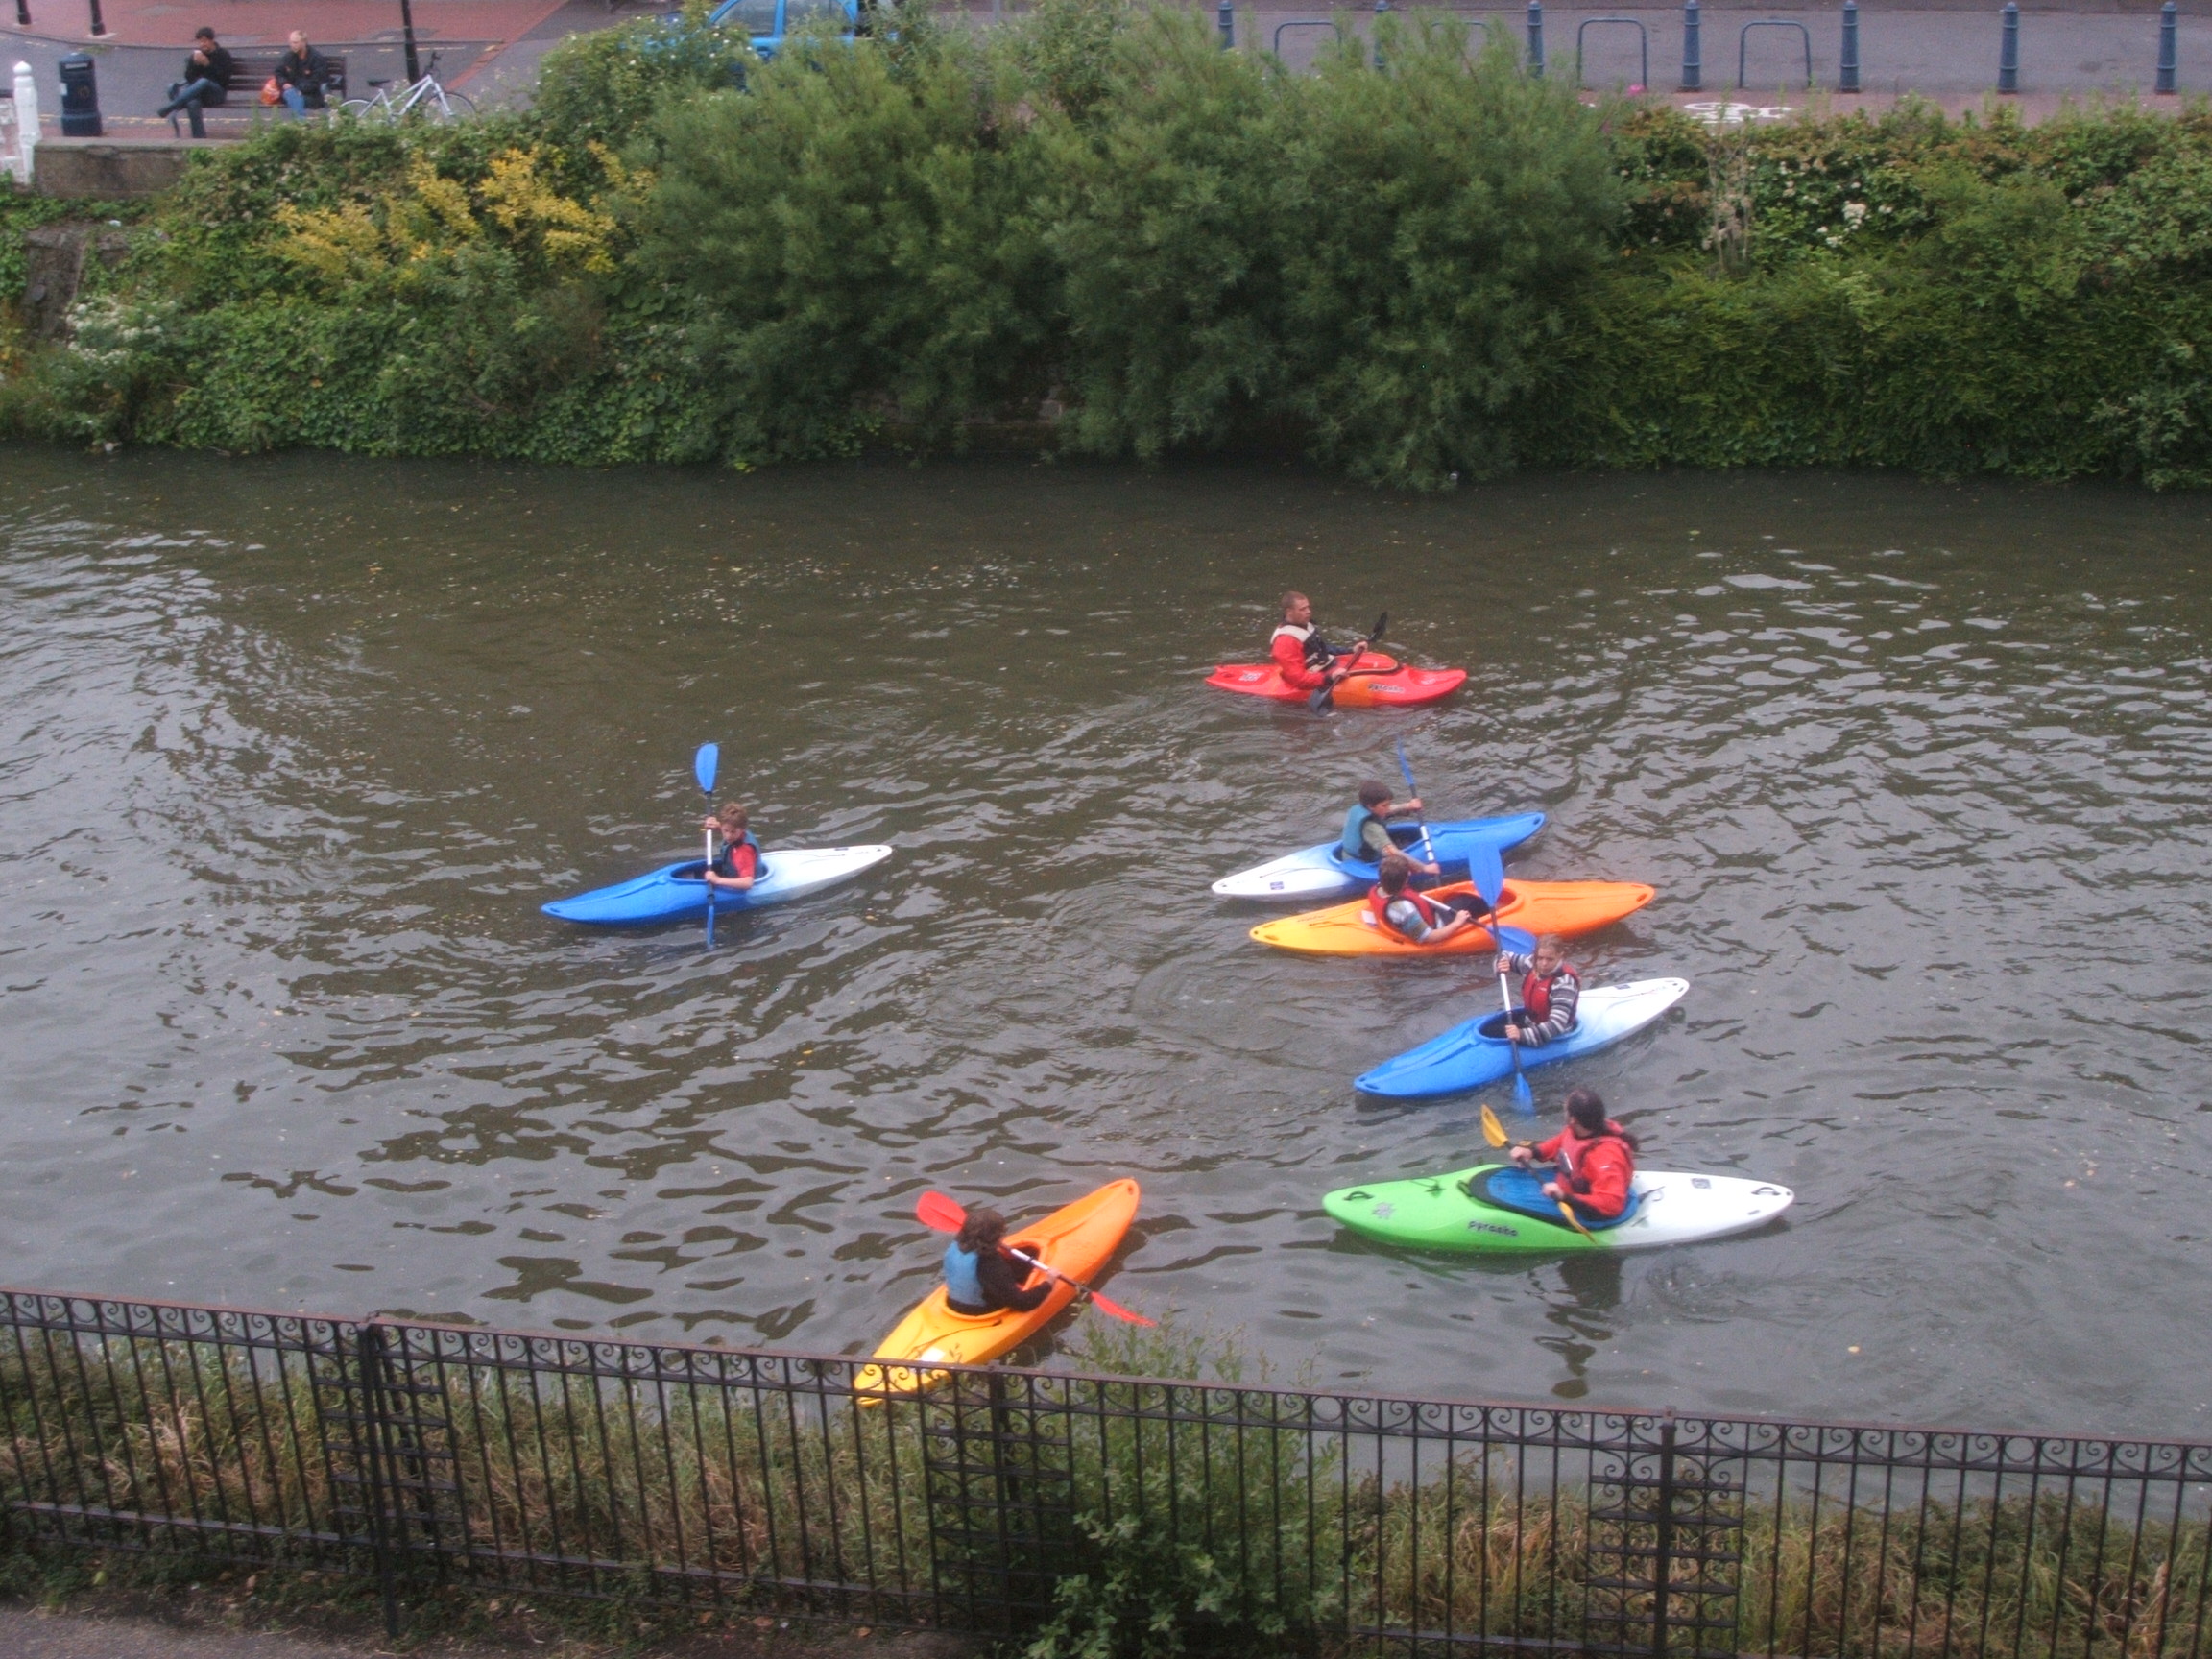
[1356,978,1690,1098]
[1323,1164,1795,1253]
[543,846,893,925]
[1212,812,1546,902]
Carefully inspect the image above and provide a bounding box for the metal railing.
[5,1286,2212,1654]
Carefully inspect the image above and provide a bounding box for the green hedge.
[6,0,2212,489]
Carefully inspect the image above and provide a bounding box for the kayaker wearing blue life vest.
[1341,781,1445,875]
[1500,935,1580,1046]
[1510,1088,1638,1220]
[944,1207,1050,1317]
[1367,853,1492,945]
[698,803,760,894]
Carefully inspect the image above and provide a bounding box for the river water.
[3,447,2208,1437]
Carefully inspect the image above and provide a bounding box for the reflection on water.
[2,448,2210,1434]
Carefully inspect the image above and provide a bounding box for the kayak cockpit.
[1464,1166,1643,1231]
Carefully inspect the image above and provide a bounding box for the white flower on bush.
[66,297,181,368]
[1841,201,1868,229]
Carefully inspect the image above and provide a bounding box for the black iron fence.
[4,1286,2210,1656]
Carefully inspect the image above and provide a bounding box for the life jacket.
[1556,1122,1633,1185]
[1272,621,1331,670]
[709,830,760,878]
[942,1241,985,1310]
[1365,883,1438,940]
[1523,960,1578,1024]
[1340,805,1382,863]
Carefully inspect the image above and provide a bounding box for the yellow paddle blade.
[1480,1102,1507,1148]
[1556,1200,1596,1239]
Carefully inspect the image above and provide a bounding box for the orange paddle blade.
[916,1190,966,1233]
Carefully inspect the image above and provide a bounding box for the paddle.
[1309,612,1388,712]
[914,1191,1155,1327]
[695,743,719,949]
[1394,739,1439,869]
[1480,1103,1595,1239]
[1462,836,1533,1105]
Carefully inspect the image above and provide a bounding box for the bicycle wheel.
[438,89,475,118]
[337,97,378,118]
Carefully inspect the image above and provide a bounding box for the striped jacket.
[1499,952,1580,1045]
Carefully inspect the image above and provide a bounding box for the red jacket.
[1533,1122,1636,1220]
[1270,626,1330,690]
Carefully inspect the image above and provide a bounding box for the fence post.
[1651,1407,1677,1659]
[1997,0,2019,91]
[1840,0,1861,91]
[1680,0,1701,90]
[2157,0,2177,92]
[1527,0,1545,75]
[1217,0,1233,48]
[355,1325,403,1641]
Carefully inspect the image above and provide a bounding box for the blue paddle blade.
[1467,840,1505,909]
[1492,924,1536,955]
[694,743,719,797]
[1395,738,1418,796]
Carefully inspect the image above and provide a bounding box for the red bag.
[259,76,281,106]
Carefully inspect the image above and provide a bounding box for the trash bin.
[58,52,101,138]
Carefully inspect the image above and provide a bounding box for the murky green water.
[3,447,2208,1434]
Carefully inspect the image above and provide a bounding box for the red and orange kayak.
[854,1180,1142,1400]
[1249,879,1655,957]
[1206,650,1466,709]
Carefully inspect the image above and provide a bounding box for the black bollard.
[1527,0,1545,76]
[1997,0,2019,92]
[2157,0,2176,93]
[1840,0,1861,92]
[1681,0,1701,91]
[1374,0,1388,68]
[1217,0,1233,49]
[58,52,101,136]
[84,0,105,36]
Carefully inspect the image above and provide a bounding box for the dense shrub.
[8,11,2212,491]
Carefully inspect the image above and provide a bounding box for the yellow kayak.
[854,1179,1142,1400]
[1249,879,1656,957]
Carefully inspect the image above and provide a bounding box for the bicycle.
[339,51,475,122]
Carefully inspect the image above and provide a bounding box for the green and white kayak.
[1322,1163,1792,1254]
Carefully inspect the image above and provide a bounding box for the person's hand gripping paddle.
[1394,739,1439,869]
[1480,1102,1595,1239]
[695,743,720,950]
[1309,612,1387,712]
[915,1191,1154,1326]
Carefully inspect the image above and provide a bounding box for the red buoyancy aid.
[1534,1121,1636,1219]
[1366,884,1439,939]
[1522,960,1577,1023]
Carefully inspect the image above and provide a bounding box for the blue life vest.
[710,830,760,878]
[943,1241,985,1309]
[1340,805,1382,863]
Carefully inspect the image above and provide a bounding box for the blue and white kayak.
[1211,813,1546,902]
[1355,977,1689,1099]
[543,846,893,926]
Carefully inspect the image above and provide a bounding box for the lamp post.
[400,0,421,84]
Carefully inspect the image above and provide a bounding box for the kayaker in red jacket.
[1500,935,1580,1046]
[1270,591,1368,692]
[1368,854,1490,945]
[699,803,760,894]
[1511,1089,1639,1221]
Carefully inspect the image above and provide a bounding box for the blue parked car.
[706,0,861,59]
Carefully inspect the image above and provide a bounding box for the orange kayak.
[1206,650,1467,709]
[854,1180,1142,1400]
[1249,879,1655,957]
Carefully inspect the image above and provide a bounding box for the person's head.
[1377,853,1411,895]
[1532,934,1565,974]
[194,25,216,42]
[715,803,749,834]
[288,29,308,51]
[1565,1088,1608,1136]
[1280,590,1311,626]
[954,1207,1007,1254]
[1358,780,1390,811]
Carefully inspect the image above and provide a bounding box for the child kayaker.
[1341,780,1443,875]
[1499,934,1581,1046]
[1510,1088,1638,1221]
[943,1208,1050,1317]
[1368,854,1490,945]
[699,803,760,894]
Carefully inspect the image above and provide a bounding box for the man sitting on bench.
[156,28,232,138]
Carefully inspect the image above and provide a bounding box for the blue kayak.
[1355,977,1689,1099]
[544,846,893,926]
[1211,812,1545,901]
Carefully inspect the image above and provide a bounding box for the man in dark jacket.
[275,30,334,116]
[156,27,232,138]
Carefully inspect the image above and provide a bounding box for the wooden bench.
[175,49,348,130]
